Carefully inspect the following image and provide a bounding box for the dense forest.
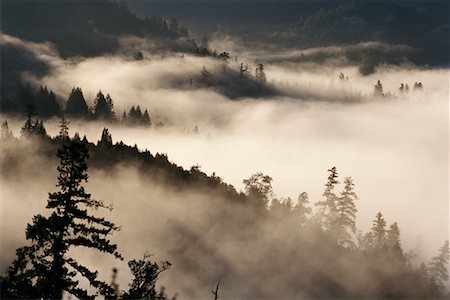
[0,118,448,299]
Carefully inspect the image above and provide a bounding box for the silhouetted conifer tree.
[336,177,358,247]
[243,173,273,210]
[122,253,171,300]
[386,222,404,260]
[58,116,70,140]
[36,86,61,117]
[1,121,14,139]
[294,192,311,226]
[316,167,339,229]
[142,109,151,126]
[94,91,115,121]
[66,87,89,118]
[1,140,122,299]
[370,212,387,253]
[98,128,113,147]
[429,240,450,288]
[255,64,266,83]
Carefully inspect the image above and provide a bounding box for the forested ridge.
[0,118,448,299]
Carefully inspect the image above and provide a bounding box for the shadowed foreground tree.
[0,140,122,299]
[121,253,172,300]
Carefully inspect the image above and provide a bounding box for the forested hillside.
[0,118,448,299]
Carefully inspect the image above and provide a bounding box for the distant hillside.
[130,0,449,68]
[1,0,190,58]
[284,0,449,67]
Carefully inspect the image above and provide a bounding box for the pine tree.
[94,91,115,121]
[98,128,113,147]
[294,192,311,226]
[66,87,89,118]
[1,121,14,139]
[243,172,273,210]
[316,167,339,229]
[386,222,404,260]
[20,105,35,138]
[128,106,137,125]
[142,109,151,126]
[122,253,171,300]
[1,140,122,299]
[135,105,143,122]
[106,94,116,120]
[370,212,387,253]
[429,240,450,288]
[335,177,358,247]
[122,111,128,125]
[255,63,267,83]
[58,116,70,140]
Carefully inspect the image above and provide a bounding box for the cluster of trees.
[195,61,273,99]
[1,85,153,127]
[121,106,151,126]
[0,118,449,299]
[0,83,60,117]
[0,128,173,299]
[244,168,449,298]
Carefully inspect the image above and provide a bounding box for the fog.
[1,33,449,297]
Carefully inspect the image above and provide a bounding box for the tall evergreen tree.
[429,240,450,288]
[335,177,358,247]
[294,192,311,227]
[386,222,404,260]
[122,253,171,300]
[1,140,122,299]
[142,109,151,126]
[243,172,273,210]
[255,63,267,83]
[58,116,70,140]
[66,87,89,118]
[370,212,387,253]
[98,128,113,147]
[94,91,115,121]
[35,86,61,117]
[1,121,14,139]
[316,167,339,229]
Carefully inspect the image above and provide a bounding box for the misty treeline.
[0,83,152,127]
[0,118,449,299]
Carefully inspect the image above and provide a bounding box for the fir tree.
[58,116,70,140]
[370,212,387,253]
[122,253,171,300]
[335,177,358,247]
[316,167,339,229]
[294,192,311,226]
[1,121,14,139]
[243,172,273,210]
[98,128,113,147]
[1,140,122,299]
[122,111,128,124]
[135,105,143,121]
[255,63,267,83]
[386,222,404,260]
[429,240,450,288]
[142,109,151,126]
[66,87,89,118]
[94,91,115,121]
